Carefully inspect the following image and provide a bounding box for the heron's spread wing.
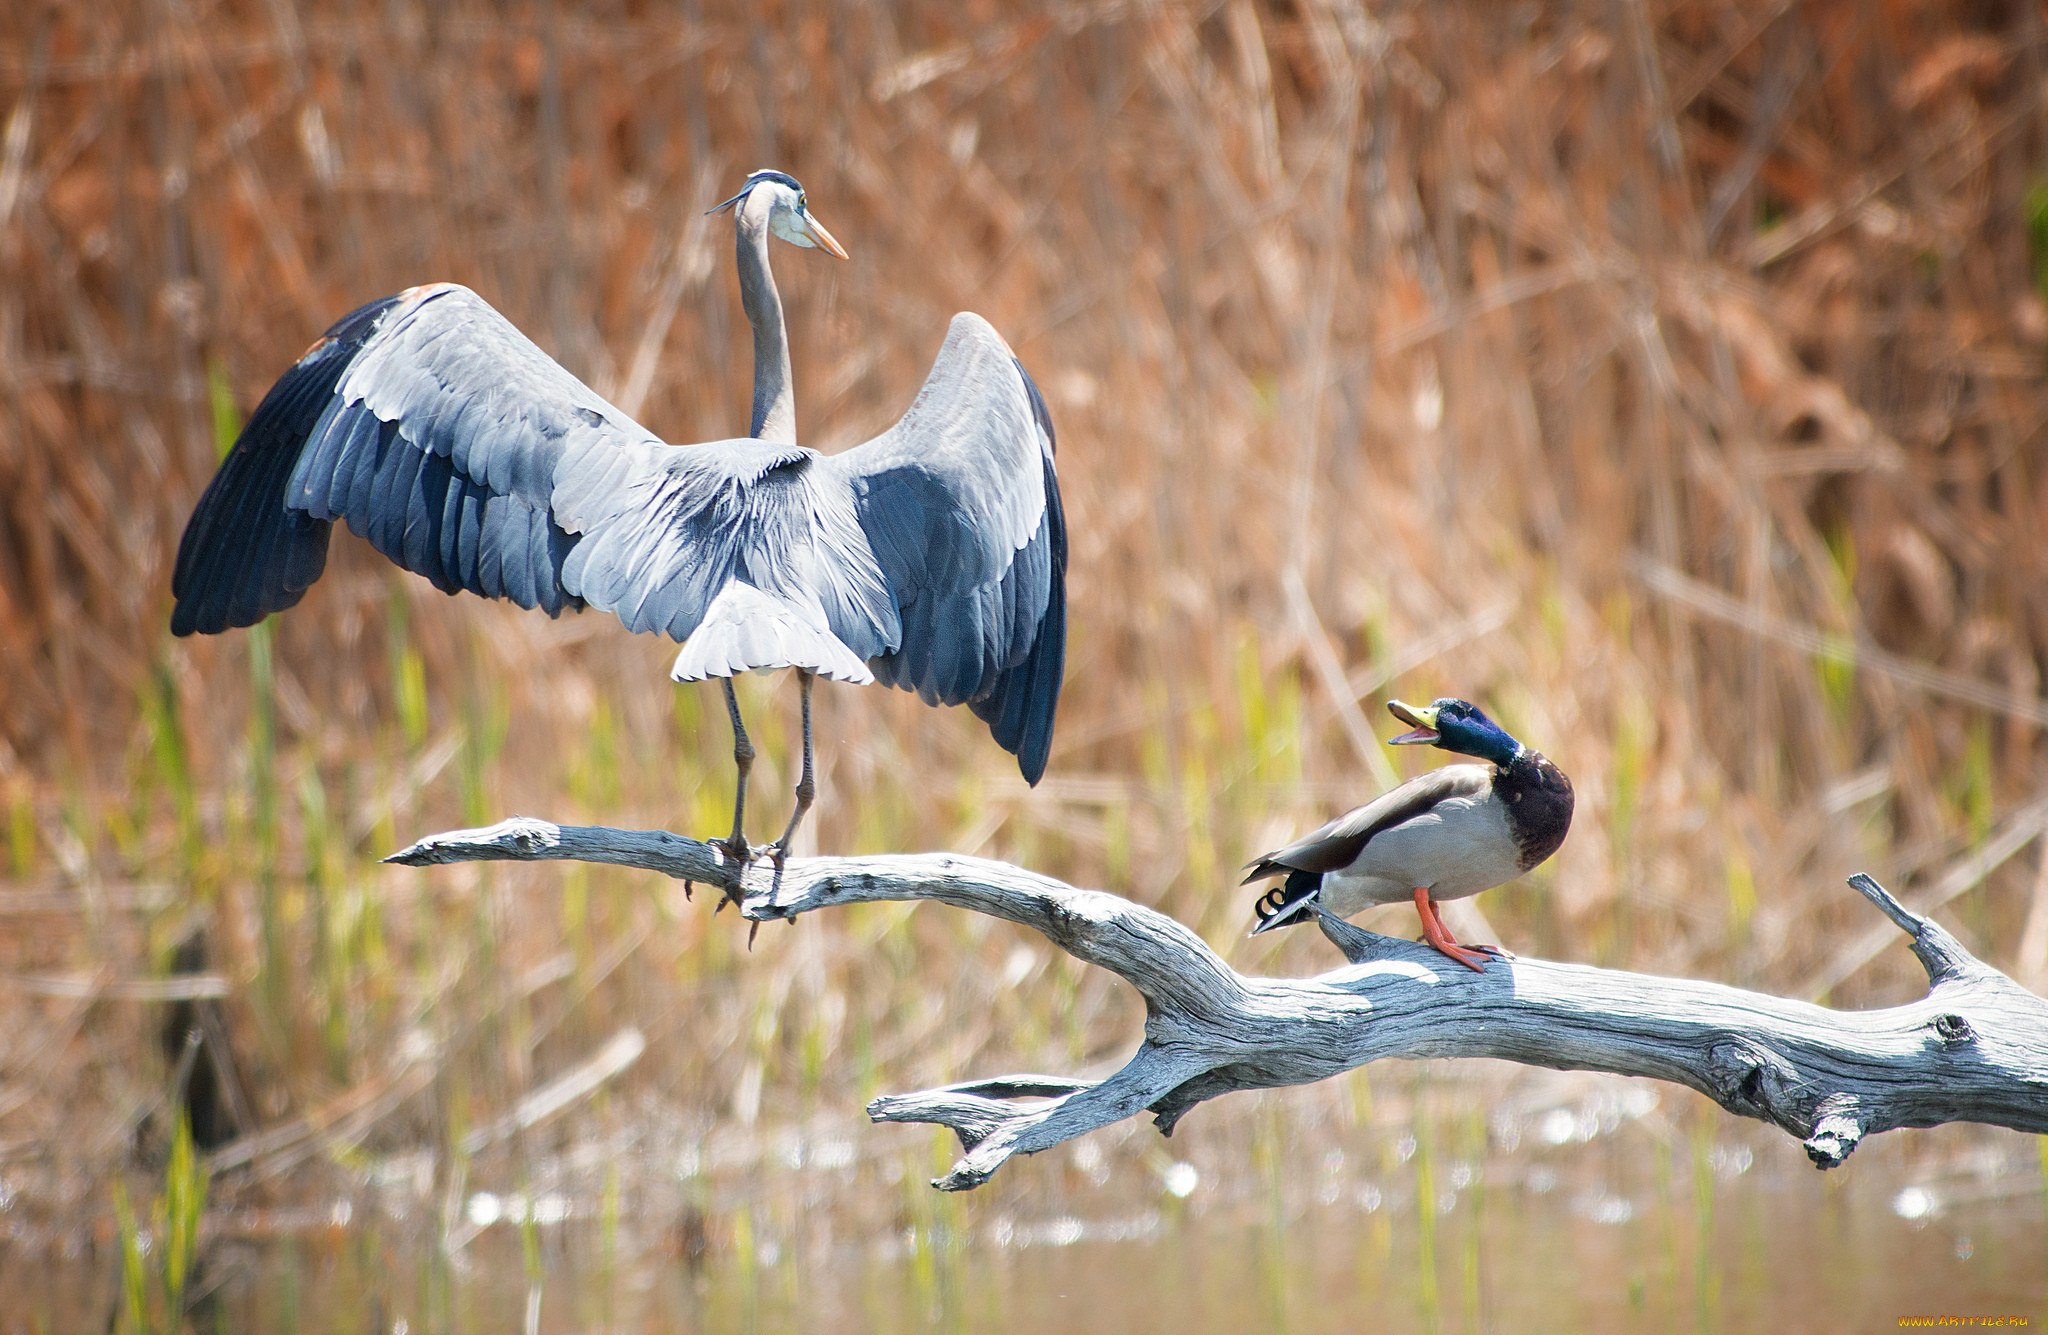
[820,313,1067,783]
[171,284,661,634]
[172,284,846,656]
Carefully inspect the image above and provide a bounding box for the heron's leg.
[713,677,756,872]
[769,670,816,866]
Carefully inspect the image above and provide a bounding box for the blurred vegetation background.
[1,0,2047,1325]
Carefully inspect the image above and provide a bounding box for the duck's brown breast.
[1495,751,1574,872]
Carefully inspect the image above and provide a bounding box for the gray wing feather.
[173,284,663,634]
[1243,766,1495,880]
[820,313,1067,782]
[173,284,883,655]
[297,284,644,616]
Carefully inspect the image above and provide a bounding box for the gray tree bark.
[389,818,2048,1191]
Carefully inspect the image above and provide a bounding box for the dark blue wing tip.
[169,293,405,635]
[1010,364,1065,785]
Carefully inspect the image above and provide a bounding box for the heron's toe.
[710,834,754,865]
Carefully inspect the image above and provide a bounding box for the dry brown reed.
[1,0,2046,1248]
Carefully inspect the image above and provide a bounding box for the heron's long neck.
[735,211,796,442]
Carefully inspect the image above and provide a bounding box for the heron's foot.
[732,845,787,950]
[706,835,770,908]
[710,834,764,867]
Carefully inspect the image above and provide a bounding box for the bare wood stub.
[388,818,2048,1189]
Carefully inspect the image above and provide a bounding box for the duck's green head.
[1387,698,1524,766]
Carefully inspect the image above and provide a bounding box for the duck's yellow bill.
[1386,700,1440,745]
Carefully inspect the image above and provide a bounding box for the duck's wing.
[1243,766,1495,882]
[818,313,1067,783]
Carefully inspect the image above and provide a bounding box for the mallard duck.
[1244,698,1573,972]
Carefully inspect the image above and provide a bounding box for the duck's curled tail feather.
[1248,868,1323,934]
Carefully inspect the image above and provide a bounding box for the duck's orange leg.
[1411,888,1494,974]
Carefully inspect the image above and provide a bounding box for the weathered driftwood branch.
[389,819,2048,1191]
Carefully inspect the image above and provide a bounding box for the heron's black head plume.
[707,170,807,216]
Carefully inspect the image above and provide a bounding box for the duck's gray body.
[1247,749,1574,932]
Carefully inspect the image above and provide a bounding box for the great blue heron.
[171,169,1067,868]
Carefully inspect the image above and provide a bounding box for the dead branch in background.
[390,818,2048,1191]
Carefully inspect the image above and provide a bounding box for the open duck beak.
[1386,700,1440,746]
[802,212,849,259]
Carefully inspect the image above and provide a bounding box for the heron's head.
[1386,698,1524,765]
[708,170,848,259]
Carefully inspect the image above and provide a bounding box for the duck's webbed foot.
[1425,938,1493,973]
[1407,932,1515,960]
[1410,888,1501,975]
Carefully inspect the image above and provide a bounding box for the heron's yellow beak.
[1386,700,1440,746]
[803,213,849,260]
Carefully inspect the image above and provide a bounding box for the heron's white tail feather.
[670,582,874,684]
